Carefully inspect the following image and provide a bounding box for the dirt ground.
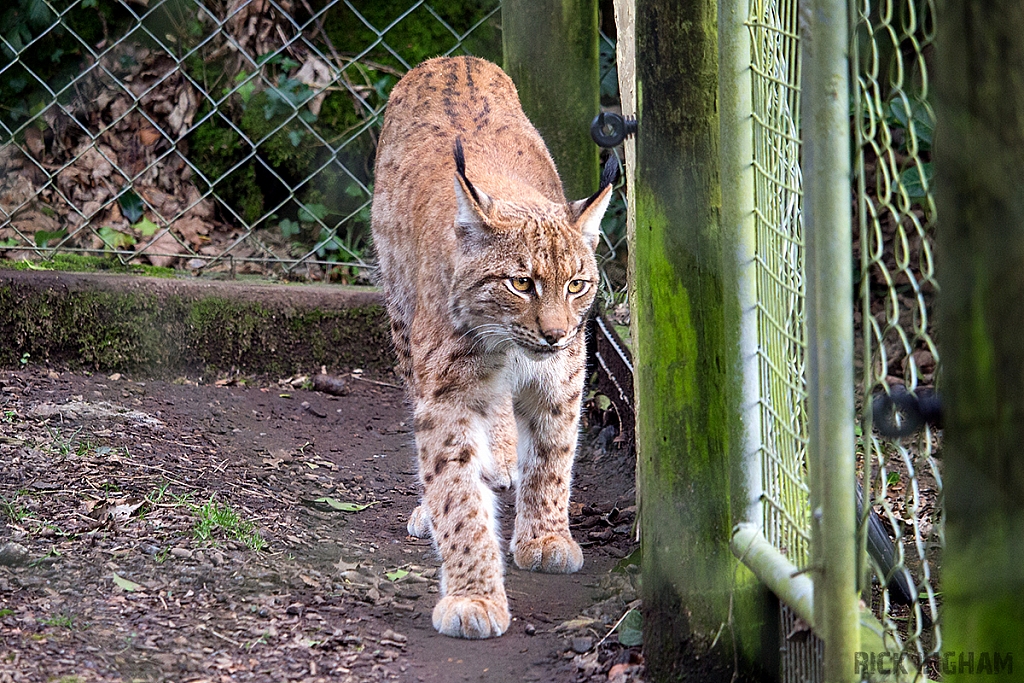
[0,367,643,683]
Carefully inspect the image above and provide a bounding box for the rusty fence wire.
[0,0,501,281]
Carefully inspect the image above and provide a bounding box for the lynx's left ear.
[570,155,619,250]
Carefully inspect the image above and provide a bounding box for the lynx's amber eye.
[567,279,587,294]
[510,277,533,293]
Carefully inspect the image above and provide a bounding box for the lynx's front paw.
[513,533,584,573]
[407,505,431,538]
[432,595,510,639]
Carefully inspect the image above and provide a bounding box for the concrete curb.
[0,270,393,377]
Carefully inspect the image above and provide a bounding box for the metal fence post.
[720,0,761,536]
[800,0,860,679]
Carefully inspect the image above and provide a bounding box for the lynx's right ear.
[453,137,493,248]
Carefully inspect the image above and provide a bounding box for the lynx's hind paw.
[432,595,510,639]
[407,505,432,538]
[513,534,584,573]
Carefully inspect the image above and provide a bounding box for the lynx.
[370,55,615,639]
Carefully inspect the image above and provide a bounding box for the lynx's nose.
[543,329,566,346]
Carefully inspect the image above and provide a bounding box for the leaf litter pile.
[0,367,644,682]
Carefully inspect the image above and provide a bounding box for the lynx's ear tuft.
[569,155,619,249]
[453,137,492,214]
[453,137,494,249]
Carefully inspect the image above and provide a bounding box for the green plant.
[98,227,136,251]
[45,426,84,457]
[191,496,266,551]
[41,612,77,629]
[145,481,172,505]
[1,0,136,136]
[615,608,643,646]
[0,491,31,523]
[886,95,935,210]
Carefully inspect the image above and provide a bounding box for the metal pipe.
[719,0,764,532]
[799,0,860,678]
[731,524,932,683]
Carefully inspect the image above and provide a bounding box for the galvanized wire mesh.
[748,0,808,573]
[746,0,820,675]
[0,0,500,281]
[853,0,942,673]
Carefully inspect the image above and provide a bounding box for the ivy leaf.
[900,162,932,202]
[134,217,160,237]
[98,226,136,250]
[34,229,67,248]
[118,191,145,223]
[279,218,301,238]
[385,569,409,582]
[888,98,934,151]
[298,203,329,223]
[616,609,643,647]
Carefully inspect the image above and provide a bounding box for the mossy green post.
[501,0,600,200]
[629,0,767,679]
[935,1,1024,677]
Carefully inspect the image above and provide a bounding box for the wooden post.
[935,0,1024,672]
[629,0,765,678]
[501,0,600,200]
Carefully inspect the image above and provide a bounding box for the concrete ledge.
[0,270,393,377]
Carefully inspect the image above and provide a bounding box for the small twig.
[203,626,244,649]
[594,604,637,650]
[347,374,401,390]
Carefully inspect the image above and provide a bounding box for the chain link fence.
[0,0,500,281]
[594,27,629,309]
[853,0,941,673]
[746,0,941,677]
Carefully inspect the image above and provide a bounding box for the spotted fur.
[370,56,614,639]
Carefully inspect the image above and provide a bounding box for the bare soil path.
[0,368,641,683]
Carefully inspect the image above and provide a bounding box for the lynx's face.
[450,202,601,354]
[446,146,613,354]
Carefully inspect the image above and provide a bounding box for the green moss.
[0,254,176,277]
[320,0,502,69]
[188,119,264,225]
[240,92,318,175]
